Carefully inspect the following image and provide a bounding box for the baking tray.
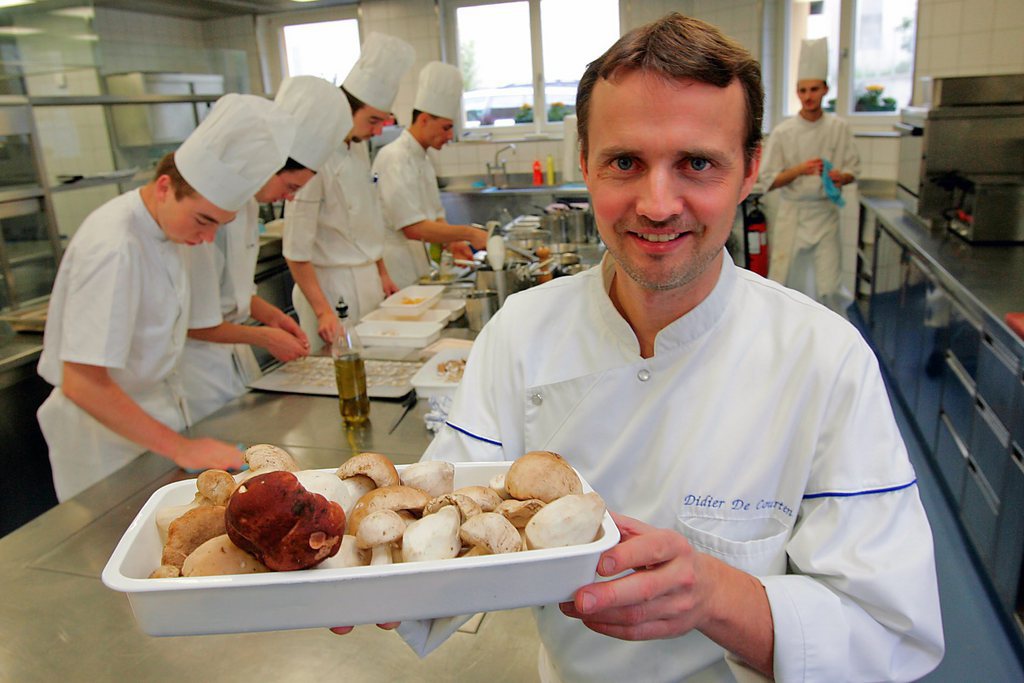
[355,320,443,349]
[101,462,617,637]
[379,285,446,318]
[248,357,421,399]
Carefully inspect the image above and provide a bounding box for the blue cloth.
[822,159,845,207]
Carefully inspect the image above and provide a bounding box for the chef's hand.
[828,168,853,187]
[262,327,309,362]
[797,157,824,176]
[466,227,489,251]
[448,241,475,262]
[380,272,400,297]
[330,623,399,635]
[559,512,719,641]
[271,312,308,345]
[170,437,244,473]
[317,311,342,346]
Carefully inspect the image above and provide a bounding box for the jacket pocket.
[675,512,790,576]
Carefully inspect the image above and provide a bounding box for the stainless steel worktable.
[0,373,543,682]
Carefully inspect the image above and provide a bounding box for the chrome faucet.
[486,143,516,187]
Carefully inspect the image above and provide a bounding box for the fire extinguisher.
[744,199,769,277]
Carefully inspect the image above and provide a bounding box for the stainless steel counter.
[0,378,543,682]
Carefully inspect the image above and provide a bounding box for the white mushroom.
[317,535,369,570]
[505,451,582,503]
[401,505,461,562]
[460,512,522,556]
[336,452,400,489]
[356,509,406,566]
[489,472,512,500]
[399,461,455,498]
[496,498,545,528]
[453,485,504,512]
[423,492,482,521]
[293,470,355,510]
[347,485,430,537]
[525,492,606,549]
[181,534,269,577]
[236,444,298,483]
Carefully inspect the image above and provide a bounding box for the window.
[444,0,619,133]
[782,0,917,119]
[282,19,360,85]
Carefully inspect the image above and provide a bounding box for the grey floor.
[887,370,1024,682]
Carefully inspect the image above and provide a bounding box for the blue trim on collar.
[445,421,502,447]
[803,479,918,500]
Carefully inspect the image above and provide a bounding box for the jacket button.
[530,393,543,405]
[637,369,650,382]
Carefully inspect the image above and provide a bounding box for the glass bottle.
[332,298,370,426]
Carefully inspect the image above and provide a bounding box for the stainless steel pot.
[476,266,534,307]
[505,228,551,251]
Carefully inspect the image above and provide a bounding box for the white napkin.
[395,614,475,658]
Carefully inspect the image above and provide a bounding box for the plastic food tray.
[379,285,446,318]
[355,320,443,349]
[411,347,471,401]
[362,307,450,325]
[101,462,618,637]
[432,298,466,322]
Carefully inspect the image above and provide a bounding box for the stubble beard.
[606,217,720,292]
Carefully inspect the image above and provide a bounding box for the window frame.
[441,0,619,139]
[769,0,915,133]
[255,5,361,95]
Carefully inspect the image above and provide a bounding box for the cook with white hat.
[756,37,860,312]
[375,61,488,289]
[181,76,351,422]
[284,32,417,348]
[36,93,293,502]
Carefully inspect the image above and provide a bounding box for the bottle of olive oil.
[332,298,369,426]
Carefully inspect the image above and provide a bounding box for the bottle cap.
[335,297,349,319]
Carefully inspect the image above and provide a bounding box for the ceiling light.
[51,6,94,20]
[0,1,36,9]
[0,25,41,35]
[69,32,97,41]
[290,0,321,3]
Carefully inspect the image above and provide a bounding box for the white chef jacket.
[422,253,943,682]
[284,142,386,340]
[758,114,859,296]
[179,200,261,422]
[373,129,441,288]
[37,189,208,501]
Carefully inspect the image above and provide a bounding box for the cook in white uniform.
[413,15,942,682]
[36,95,293,501]
[375,62,488,289]
[181,76,349,421]
[757,38,859,312]
[284,33,416,349]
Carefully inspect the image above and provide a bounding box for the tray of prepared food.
[411,347,470,401]
[248,356,422,399]
[102,447,617,637]
[362,307,450,325]
[355,320,444,349]
[379,285,446,318]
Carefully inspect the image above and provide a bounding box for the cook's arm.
[61,361,243,471]
[401,220,488,251]
[187,321,307,361]
[287,259,339,345]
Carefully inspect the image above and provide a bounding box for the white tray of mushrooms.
[102,447,618,637]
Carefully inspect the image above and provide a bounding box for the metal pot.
[476,266,534,307]
[565,210,588,244]
[505,228,551,251]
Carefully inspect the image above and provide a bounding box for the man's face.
[421,114,455,150]
[349,104,391,142]
[255,168,315,203]
[581,71,758,294]
[152,175,235,246]
[796,79,828,115]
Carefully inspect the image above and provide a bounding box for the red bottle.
[532,160,543,185]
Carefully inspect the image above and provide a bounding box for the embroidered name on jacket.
[683,494,795,518]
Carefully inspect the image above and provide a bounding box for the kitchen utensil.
[486,234,505,270]
[465,290,498,332]
[476,268,531,307]
[387,389,418,434]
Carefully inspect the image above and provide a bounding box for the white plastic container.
[411,347,470,401]
[432,298,466,322]
[354,320,443,348]
[102,463,617,637]
[362,307,450,325]
[379,285,445,318]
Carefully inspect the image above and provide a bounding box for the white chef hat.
[414,61,463,121]
[342,32,416,112]
[175,94,296,212]
[797,37,829,82]
[275,76,351,170]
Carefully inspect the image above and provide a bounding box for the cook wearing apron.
[283,33,415,349]
[422,254,942,682]
[758,38,859,312]
[36,95,293,501]
[375,62,488,289]
[181,76,349,421]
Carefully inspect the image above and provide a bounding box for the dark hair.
[411,108,425,124]
[278,157,311,173]
[155,152,197,200]
[341,86,366,114]
[576,12,763,170]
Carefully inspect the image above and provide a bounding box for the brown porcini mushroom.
[335,452,400,489]
[505,451,582,503]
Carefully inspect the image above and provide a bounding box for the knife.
[387,390,418,434]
